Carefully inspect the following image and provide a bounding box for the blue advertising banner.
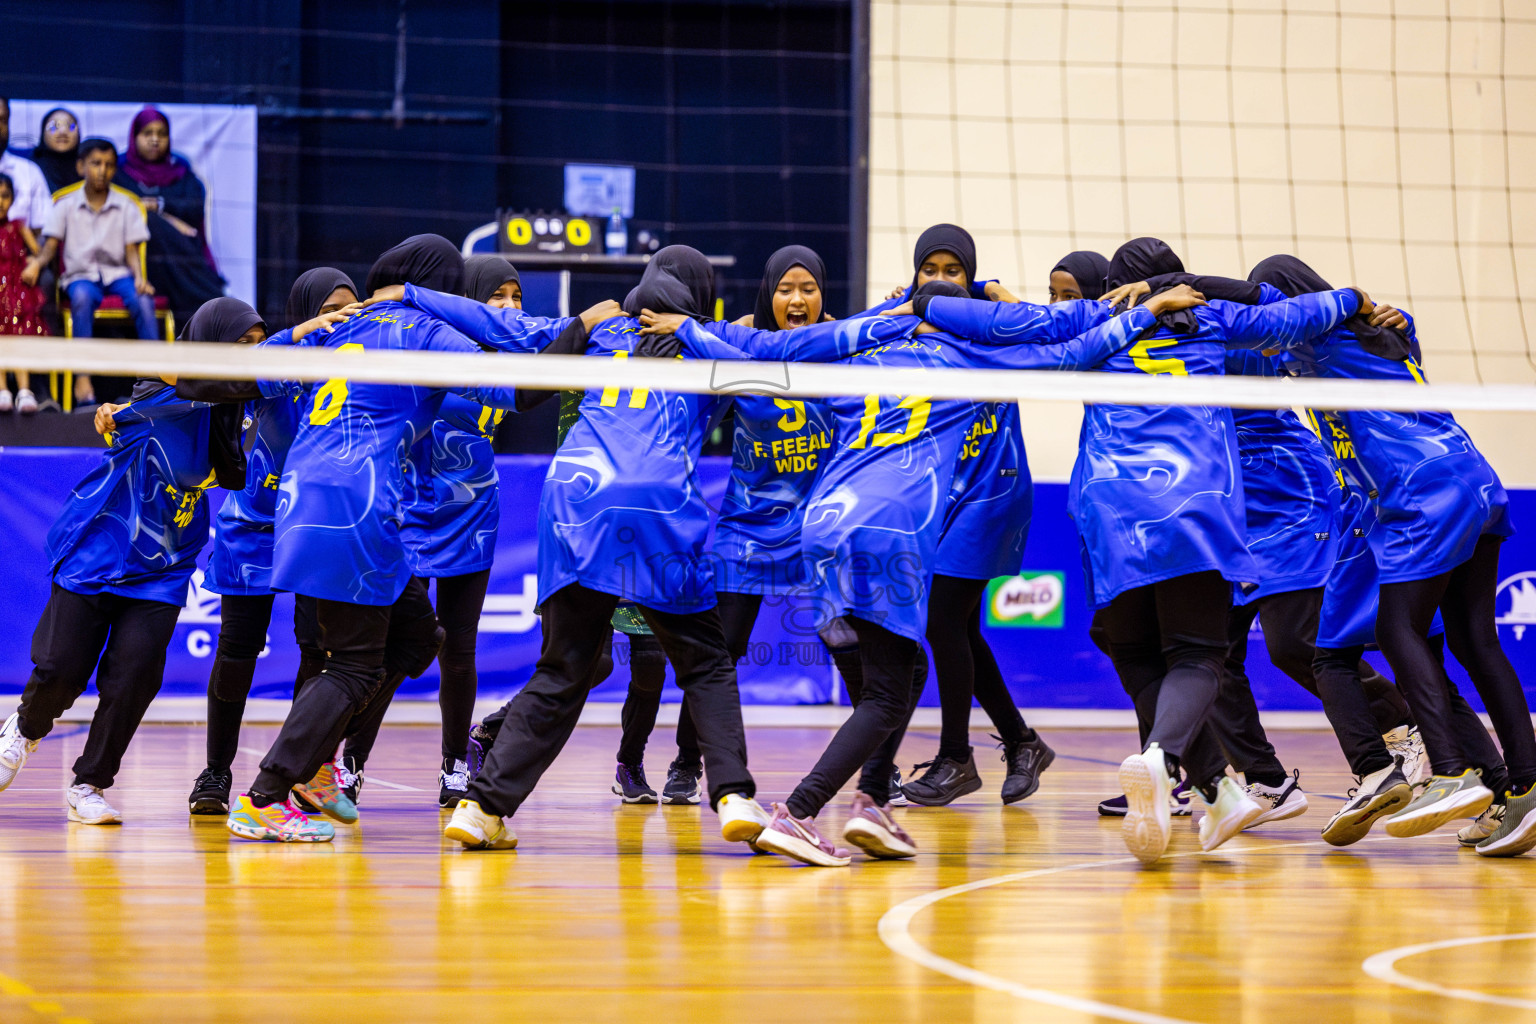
[2,448,1534,713]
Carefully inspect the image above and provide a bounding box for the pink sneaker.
[842,792,917,859]
[753,803,852,866]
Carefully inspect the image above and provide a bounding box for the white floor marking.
[1361,932,1536,1010]
[235,747,424,792]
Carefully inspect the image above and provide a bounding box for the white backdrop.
[11,100,257,305]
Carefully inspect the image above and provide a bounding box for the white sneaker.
[1244,770,1310,825]
[717,792,771,845]
[15,389,36,414]
[1119,744,1174,865]
[442,799,517,850]
[0,389,13,413]
[0,712,38,792]
[1382,726,1430,787]
[1458,803,1506,847]
[1198,777,1266,852]
[67,784,123,825]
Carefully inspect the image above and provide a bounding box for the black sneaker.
[188,766,232,815]
[998,733,1056,804]
[438,757,470,808]
[888,767,908,807]
[660,759,703,805]
[1099,780,1196,817]
[337,755,363,806]
[613,762,658,804]
[1098,794,1129,816]
[901,752,982,806]
[466,722,494,782]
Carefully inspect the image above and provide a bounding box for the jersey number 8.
[309,343,366,425]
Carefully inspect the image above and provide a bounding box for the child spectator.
[0,173,45,412]
[0,100,51,233]
[22,139,157,407]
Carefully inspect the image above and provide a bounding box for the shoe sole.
[611,784,658,805]
[1475,810,1536,858]
[1321,782,1413,847]
[902,775,983,807]
[226,819,332,842]
[1249,792,1310,826]
[189,796,230,815]
[1001,745,1057,805]
[438,791,466,809]
[443,821,518,850]
[719,816,767,844]
[1119,757,1171,865]
[1385,787,1494,838]
[67,807,122,825]
[291,784,359,824]
[661,791,702,805]
[1200,799,1266,852]
[843,818,917,859]
[0,761,25,793]
[754,827,851,867]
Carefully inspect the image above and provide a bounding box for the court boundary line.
[1361,932,1536,1010]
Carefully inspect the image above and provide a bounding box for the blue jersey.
[933,401,1031,580]
[47,385,219,606]
[203,329,306,596]
[270,301,528,606]
[1274,318,1512,585]
[926,290,1361,608]
[678,302,1133,642]
[712,394,836,596]
[402,394,505,578]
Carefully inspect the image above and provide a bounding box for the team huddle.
[0,221,1532,869]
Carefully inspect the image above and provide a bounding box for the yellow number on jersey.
[309,343,366,425]
[774,398,807,432]
[850,394,932,449]
[599,351,650,409]
[1129,335,1188,376]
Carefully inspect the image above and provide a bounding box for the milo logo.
[985,572,1065,628]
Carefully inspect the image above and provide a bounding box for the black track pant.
[1210,587,1408,780]
[1090,571,1230,792]
[16,584,181,789]
[929,574,1031,762]
[468,582,754,816]
[251,578,441,800]
[1377,535,1536,793]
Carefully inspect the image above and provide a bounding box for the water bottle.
[604,208,627,256]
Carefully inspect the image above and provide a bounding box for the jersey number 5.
[1129,335,1188,376]
[850,394,931,449]
[309,343,366,425]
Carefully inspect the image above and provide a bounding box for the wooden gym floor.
[0,723,1533,1024]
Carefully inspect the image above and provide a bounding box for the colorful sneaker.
[466,722,493,782]
[1458,803,1506,847]
[1476,785,1536,858]
[226,794,335,842]
[901,752,983,806]
[1385,769,1494,838]
[1196,777,1264,852]
[1244,770,1309,825]
[887,766,908,807]
[0,712,39,793]
[612,762,658,804]
[661,758,703,805]
[292,761,359,824]
[1382,725,1430,787]
[717,792,771,844]
[841,792,917,859]
[438,758,469,808]
[1119,744,1174,865]
[754,803,852,866]
[66,783,122,825]
[188,766,233,815]
[291,790,323,815]
[443,799,517,850]
[1323,760,1413,847]
[337,755,363,805]
[998,732,1055,805]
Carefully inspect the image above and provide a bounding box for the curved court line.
[1361,932,1536,1010]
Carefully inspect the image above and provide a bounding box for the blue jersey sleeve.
[677,315,914,363]
[1208,289,1362,350]
[921,296,1109,345]
[953,306,1155,371]
[412,315,524,409]
[402,284,578,354]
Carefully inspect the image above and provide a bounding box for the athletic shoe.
[887,767,908,807]
[901,752,982,806]
[1196,777,1264,852]
[1382,725,1430,787]
[16,389,37,415]
[1244,770,1310,825]
[438,758,470,808]
[0,712,38,793]
[717,792,771,844]
[661,758,703,805]
[612,762,658,804]
[336,755,363,805]
[466,722,493,782]
[842,792,917,859]
[754,803,852,866]
[1458,804,1506,847]
[292,761,359,825]
[1385,769,1494,838]
[443,799,518,850]
[291,790,323,815]
[998,732,1055,805]
[226,794,335,842]
[1098,779,1194,818]
[1476,785,1536,858]
[188,766,233,815]
[1322,760,1413,847]
[0,390,13,413]
[1118,744,1174,865]
[66,784,122,825]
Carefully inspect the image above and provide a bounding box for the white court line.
[235,747,424,792]
[1361,932,1536,1010]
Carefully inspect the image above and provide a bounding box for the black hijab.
[622,245,716,320]
[155,297,266,490]
[752,245,827,331]
[464,255,520,305]
[285,267,357,327]
[365,234,464,296]
[30,107,81,194]
[910,278,971,319]
[1247,254,1407,360]
[1051,251,1110,300]
[910,223,977,292]
[1106,237,1184,290]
